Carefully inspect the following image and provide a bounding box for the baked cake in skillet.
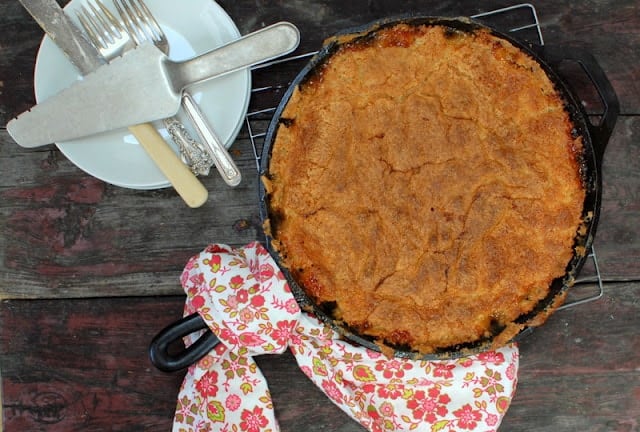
[263,21,586,355]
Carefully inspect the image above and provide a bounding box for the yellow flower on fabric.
[353,364,376,382]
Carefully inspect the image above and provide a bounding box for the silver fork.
[76,1,132,59]
[76,0,214,177]
[115,0,242,187]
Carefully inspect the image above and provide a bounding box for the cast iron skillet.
[149,16,619,372]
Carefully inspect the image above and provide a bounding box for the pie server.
[7,22,300,147]
[16,0,209,208]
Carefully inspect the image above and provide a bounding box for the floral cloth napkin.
[172,242,519,432]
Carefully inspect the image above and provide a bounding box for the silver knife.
[19,0,104,74]
[16,0,209,208]
[8,21,300,148]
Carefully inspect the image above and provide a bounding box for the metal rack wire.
[244,3,604,310]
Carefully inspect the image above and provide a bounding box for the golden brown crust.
[265,23,585,354]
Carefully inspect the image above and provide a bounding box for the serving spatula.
[8,21,300,148]
[17,0,208,207]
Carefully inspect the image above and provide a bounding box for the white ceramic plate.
[34,0,251,189]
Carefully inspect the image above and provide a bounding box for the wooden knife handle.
[128,123,208,208]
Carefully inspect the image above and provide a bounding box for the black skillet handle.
[533,44,620,165]
[149,313,219,372]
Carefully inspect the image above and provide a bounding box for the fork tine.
[77,7,105,49]
[77,0,132,60]
[114,0,144,45]
[133,0,166,45]
[93,0,125,38]
[115,0,166,49]
[125,0,154,43]
[89,2,116,43]
[77,0,124,47]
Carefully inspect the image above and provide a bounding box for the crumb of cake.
[265,22,586,356]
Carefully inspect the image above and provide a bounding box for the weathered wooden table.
[1,0,638,431]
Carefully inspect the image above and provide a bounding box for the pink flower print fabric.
[173,242,519,432]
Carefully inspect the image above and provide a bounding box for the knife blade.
[16,0,208,208]
[19,0,104,74]
[7,21,300,147]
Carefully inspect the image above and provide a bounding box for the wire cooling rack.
[244,3,604,309]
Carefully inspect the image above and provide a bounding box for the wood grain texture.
[595,116,640,280]
[2,0,639,126]
[0,297,185,431]
[504,282,640,432]
[0,130,262,299]
[1,114,638,299]
[2,0,639,300]
[0,283,637,431]
[1,0,639,431]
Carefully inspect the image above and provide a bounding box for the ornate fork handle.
[114,0,241,185]
[181,94,242,187]
[163,118,213,176]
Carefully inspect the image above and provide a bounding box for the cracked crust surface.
[265,23,585,354]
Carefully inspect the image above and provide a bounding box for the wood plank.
[502,281,640,431]
[1,2,638,432]
[0,128,263,299]
[213,0,640,114]
[595,116,640,280]
[533,1,640,115]
[0,0,42,127]
[2,113,637,300]
[0,296,184,431]
[2,0,639,127]
[1,282,638,431]
[2,0,639,299]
